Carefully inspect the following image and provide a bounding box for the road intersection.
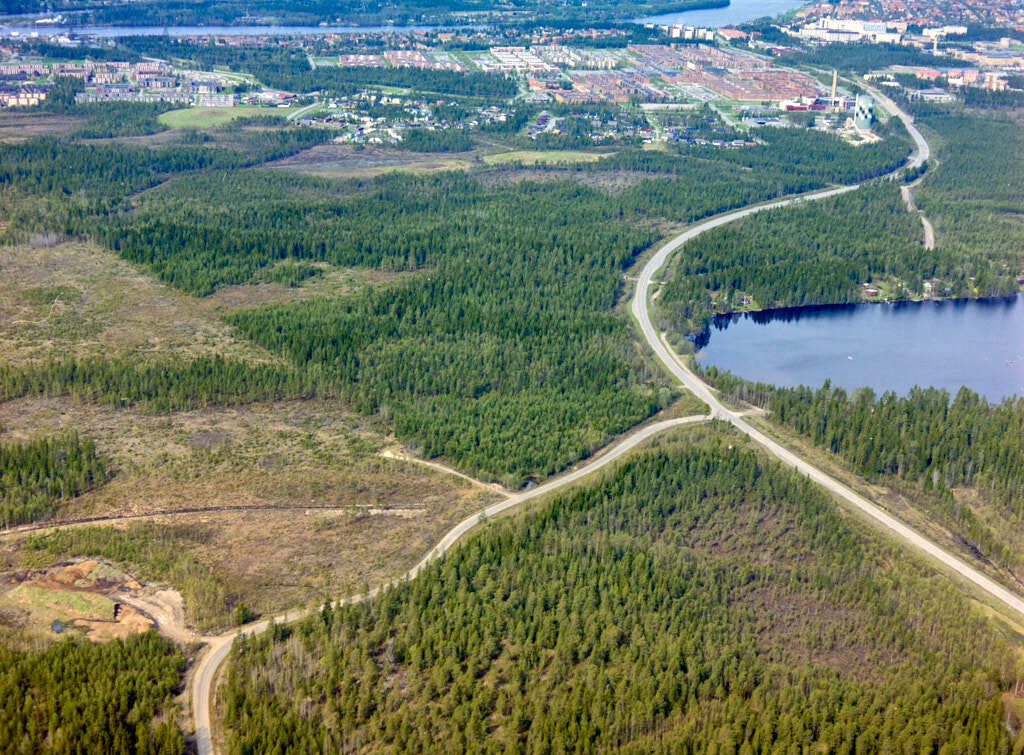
[192,87,1023,755]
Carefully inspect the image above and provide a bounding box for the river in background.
[3,0,813,38]
[695,295,1024,402]
[0,23,447,38]
[637,0,809,27]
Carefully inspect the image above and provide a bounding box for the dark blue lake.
[694,295,1024,401]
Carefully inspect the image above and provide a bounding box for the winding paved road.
[631,90,1024,620]
[191,413,711,754]
[633,219,1024,620]
[192,88,1024,754]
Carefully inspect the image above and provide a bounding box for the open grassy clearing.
[267,142,480,178]
[0,241,405,367]
[157,105,278,129]
[481,149,615,166]
[0,111,85,142]
[0,394,500,629]
[0,396,485,517]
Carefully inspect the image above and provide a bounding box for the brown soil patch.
[0,558,189,644]
[739,584,903,683]
[474,166,648,194]
[76,603,154,642]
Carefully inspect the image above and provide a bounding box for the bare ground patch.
[266,143,480,178]
[0,241,274,365]
[0,558,188,645]
[738,583,905,683]
[474,166,648,194]
[0,395,500,628]
[0,112,86,142]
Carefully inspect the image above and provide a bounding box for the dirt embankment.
[0,559,193,644]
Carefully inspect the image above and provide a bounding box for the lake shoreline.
[692,292,1024,401]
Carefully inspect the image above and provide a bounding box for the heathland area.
[0,45,1023,754]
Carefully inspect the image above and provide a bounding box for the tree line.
[0,355,323,413]
[221,440,1020,753]
[910,109,1024,281]
[0,632,184,754]
[657,183,1017,337]
[0,432,105,527]
[700,365,1024,576]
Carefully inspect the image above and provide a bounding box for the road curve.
[194,91,962,753]
[191,413,711,754]
[630,128,1024,621]
[865,82,930,169]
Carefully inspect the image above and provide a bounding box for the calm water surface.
[0,23,446,37]
[695,295,1024,401]
[637,0,810,27]
[5,0,812,37]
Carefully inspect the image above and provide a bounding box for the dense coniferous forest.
[910,110,1024,277]
[699,366,1024,575]
[74,102,175,139]
[679,124,912,186]
[220,175,670,483]
[779,43,962,72]
[0,355,322,413]
[0,433,106,527]
[0,127,330,206]
[656,183,1018,336]
[0,124,914,484]
[0,632,185,754]
[95,127,911,296]
[396,128,473,152]
[222,439,1020,753]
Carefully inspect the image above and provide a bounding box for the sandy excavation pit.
[0,559,191,643]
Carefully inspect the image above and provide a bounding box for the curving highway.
[632,220,1024,619]
[191,413,711,754]
[631,93,1024,621]
[192,88,1023,755]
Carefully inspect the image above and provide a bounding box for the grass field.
[482,149,615,166]
[158,106,277,129]
[3,583,114,622]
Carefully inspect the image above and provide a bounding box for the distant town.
[0,0,1021,146]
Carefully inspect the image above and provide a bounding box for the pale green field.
[4,584,115,622]
[158,106,277,129]
[482,149,614,166]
